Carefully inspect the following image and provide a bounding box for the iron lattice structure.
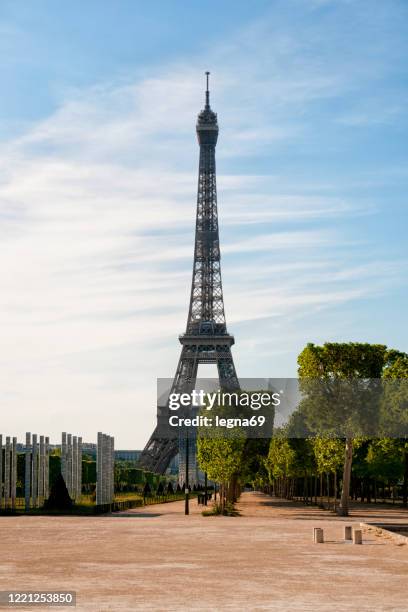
[138,74,240,476]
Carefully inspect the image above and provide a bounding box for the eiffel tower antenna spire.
[205,71,210,108]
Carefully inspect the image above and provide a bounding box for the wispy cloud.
[0,0,407,445]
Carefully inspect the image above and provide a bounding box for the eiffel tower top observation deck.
[196,71,218,143]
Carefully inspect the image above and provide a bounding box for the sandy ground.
[0,492,407,611]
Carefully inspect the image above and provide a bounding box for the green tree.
[265,429,315,500]
[366,438,404,485]
[240,438,270,489]
[197,389,274,509]
[311,436,344,510]
[197,429,245,511]
[382,353,408,505]
[298,342,387,515]
[312,436,344,475]
[265,434,296,480]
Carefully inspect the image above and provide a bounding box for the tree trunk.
[229,474,238,503]
[402,450,408,508]
[333,471,337,513]
[227,480,232,504]
[320,473,323,505]
[339,437,353,516]
[220,482,226,512]
[326,472,330,509]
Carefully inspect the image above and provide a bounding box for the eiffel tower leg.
[138,348,199,474]
[217,347,240,391]
[171,347,199,395]
[139,345,240,475]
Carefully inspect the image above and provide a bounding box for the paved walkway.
[0,492,407,611]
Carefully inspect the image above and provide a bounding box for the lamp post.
[184,430,189,515]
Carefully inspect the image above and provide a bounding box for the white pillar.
[61,432,67,489]
[110,436,115,503]
[67,434,72,497]
[5,437,10,508]
[102,434,108,504]
[32,434,38,508]
[72,436,78,501]
[96,432,103,505]
[39,435,44,503]
[77,437,82,501]
[25,433,31,511]
[106,435,111,504]
[44,436,50,499]
[11,437,17,509]
[96,433,114,506]
[0,434,3,509]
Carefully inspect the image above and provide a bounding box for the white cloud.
[0,4,406,446]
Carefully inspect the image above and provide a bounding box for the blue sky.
[1,0,407,446]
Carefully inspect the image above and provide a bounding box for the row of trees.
[295,343,408,514]
[197,429,271,512]
[196,343,408,516]
[265,434,408,511]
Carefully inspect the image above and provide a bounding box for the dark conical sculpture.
[143,482,152,496]
[44,474,73,511]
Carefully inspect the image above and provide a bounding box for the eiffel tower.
[138,73,240,480]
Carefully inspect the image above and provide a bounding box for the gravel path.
[0,492,407,611]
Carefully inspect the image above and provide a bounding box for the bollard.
[353,529,362,545]
[313,527,324,543]
[344,525,352,541]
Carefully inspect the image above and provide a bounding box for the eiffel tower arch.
[138,73,240,482]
